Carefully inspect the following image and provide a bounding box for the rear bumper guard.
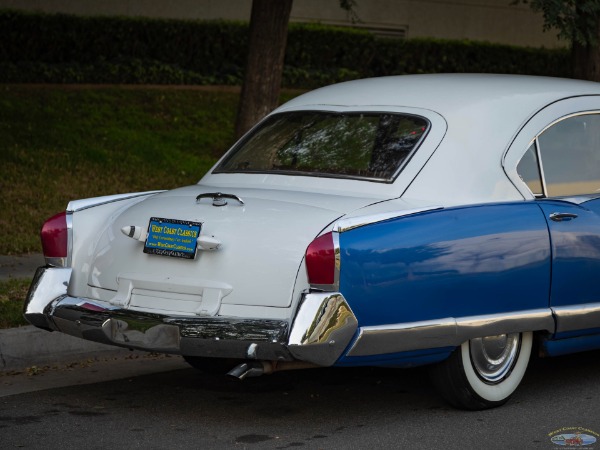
[24,267,358,366]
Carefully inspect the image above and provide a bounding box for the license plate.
[143,217,202,259]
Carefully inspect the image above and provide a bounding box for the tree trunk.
[572,11,600,81]
[571,41,600,81]
[234,0,293,139]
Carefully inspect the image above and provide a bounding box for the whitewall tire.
[429,332,533,410]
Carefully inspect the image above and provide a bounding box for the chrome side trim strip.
[333,232,341,290]
[557,194,600,205]
[535,138,548,198]
[334,206,442,233]
[67,190,164,213]
[66,211,73,267]
[347,309,555,357]
[44,257,68,268]
[553,302,600,332]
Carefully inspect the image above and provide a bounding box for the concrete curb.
[0,325,133,371]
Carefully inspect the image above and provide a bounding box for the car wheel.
[183,356,244,375]
[429,331,532,410]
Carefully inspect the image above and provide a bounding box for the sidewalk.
[0,324,134,371]
[0,253,146,372]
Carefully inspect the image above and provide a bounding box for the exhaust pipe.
[227,360,319,380]
[227,361,266,380]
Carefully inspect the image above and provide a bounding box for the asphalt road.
[2,255,599,448]
[2,350,600,449]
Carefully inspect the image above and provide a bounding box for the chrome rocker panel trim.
[24,267,358,366]
[347,310,555,357]
[552,302,600,333]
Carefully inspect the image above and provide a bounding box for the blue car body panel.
[335,198,600,365]
[538,199,600,309]
[335,346,454,368]
[337,202,551,329]
[543,333,600,357]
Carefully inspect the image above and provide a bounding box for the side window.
[516,113,600,197]
[517,143,543,197]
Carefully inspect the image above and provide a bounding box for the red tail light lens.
[41,211,68,260]
[305,232,336,286]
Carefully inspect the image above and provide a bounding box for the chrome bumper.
[24,267,358,366]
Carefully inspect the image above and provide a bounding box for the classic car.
[25,74,600,410]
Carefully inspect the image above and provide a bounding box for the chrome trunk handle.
[196,192,245,207]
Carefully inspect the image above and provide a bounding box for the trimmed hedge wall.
[0,9,570,87]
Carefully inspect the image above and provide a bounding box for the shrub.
[0,9,570,87]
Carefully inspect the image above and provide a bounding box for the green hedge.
[371,38,569,78]
[0,9,570,87]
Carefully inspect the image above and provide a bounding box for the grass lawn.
[0,84,302,328]
[0,85,235,328]
[0,278,30,328]
[0,85,247,255]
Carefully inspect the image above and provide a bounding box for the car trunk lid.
[86,185,380,312]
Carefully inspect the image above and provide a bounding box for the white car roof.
[275,74,600,206]
[276,74,600,120]
[206,75,600,207]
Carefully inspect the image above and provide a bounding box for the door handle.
[549,212,578,222]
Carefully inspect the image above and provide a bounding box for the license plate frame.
[143,217,202,259]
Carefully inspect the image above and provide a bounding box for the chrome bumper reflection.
[24,267,358,366]
[288,292,358,366]
[24,266,71,330]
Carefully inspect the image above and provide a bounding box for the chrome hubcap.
[469,333,521,384]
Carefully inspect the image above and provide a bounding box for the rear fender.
[68,191,163,298]
[336,202,554,361]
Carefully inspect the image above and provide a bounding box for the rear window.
[214,111,429,182]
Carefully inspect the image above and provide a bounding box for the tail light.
[41,211,70,267]
[305,231,338,288]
